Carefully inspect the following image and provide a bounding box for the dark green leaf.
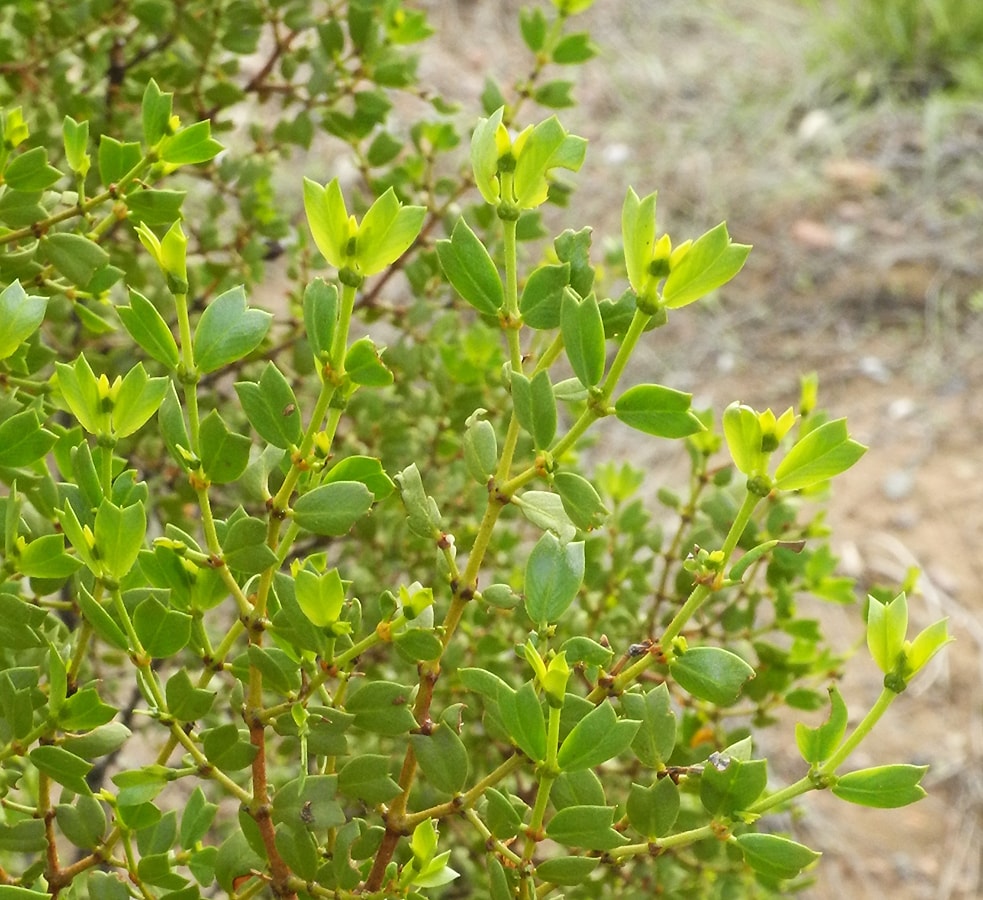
[124,188,185,225]
[519,263,569,329]
[166,669,215,722]
[133,595,192,658]
[94,499,146,580]
[556,701,640,771]
[30,745,92,795]
[293,481,374,536]
[76,583,129,650]
[535,856,599,886]
[498,681,546,762]
[484,789,524,840]
[118,290,179,369]
[98,136,142,186]
[561,289,605,387]
[511,369,556,449]
[411,723,469,794]
[627,777,679,838]
[141,79,173,146]
[5,146,62,191]
[545,805,625,850]
[831,765,928,808]
[56,794,106,850]
[198,410,251,484]
[552,32,598,64]
[735,833,821,880]
[700,758,768,817]
[553,471,608,532]
[670,646,755,706]
[621,683,676,769]
[42,233,109,288]
[193,285,272,374]
[337,755,402,805]
[614,384,705,438]
[345,681,417,736]
[524,531,584,627]
[303,278,338,363]
[324,456,394,502]
[345,336,393,386]
[180,787,218,850]
[234,362,302,449]
[795,684,848,766]
[436,218,503,315]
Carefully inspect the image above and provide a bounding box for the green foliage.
[807,0,983,98]
[0,2,948,899]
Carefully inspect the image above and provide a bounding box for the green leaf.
[293,481,374,536]
[303,278,338,363]
[514,489,577,543]
[0,820,47,854]
[57,687,116,731]
[395,462,442,538]
[524,531,584,626]
[133,595,192,658]
[795,684,848,766]
[42,232,109,288]
[141,79,173,146]
[62,722,130,760]
[0,280,47,360]
[118,290,179,369]
[63,115,90,176]
[111,363,169,438]
[552,32,598,64]
[557,701,640,771]
[193,285,272,374]
[519,262,569,329]
[535,856,599,886]
[533,79,576,109]
[29,745,92,795]
[735,833,821,880]
[94,499,146,580]
[5,146,62,191]
[622,187,657,297]
[124,188,185,225]
[560,635,614,667]
[158,381,191,471]
[498,681,546,762]
[553,471,608,532]
[355,187,425,276]
[561,289,605,387]
[627,777,679,839]
[700,757,768,816]
[166,668,215,721]
[484,788,524,840]
[56,794,107,850]
[662,222,751,308]
[831,764,928,808]
[866,592,908,675]
[198,410,251,484]
[202,724,257,770]
[0,409,57,468]
[545,805,625,851]
[97,135,141,186]
[180,787,218,850]
[234,362,302,449]
[510,369,556,449]
[615,384,705,438]
[345,681,417,736]
[393,627,443,662]
[436,218,503,315]
[345,336,393,386]
[222,515,278,575]
[411,722,469,794]
[76,582,129,650]
[337,755,401,804]
[160,119,224,165]
[773,418,866,491]
[669,646,755,706]
[519,6,547,51]
[513,117,585,207]
[303,178,350,270]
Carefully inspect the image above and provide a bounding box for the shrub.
[0,2,950,898]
